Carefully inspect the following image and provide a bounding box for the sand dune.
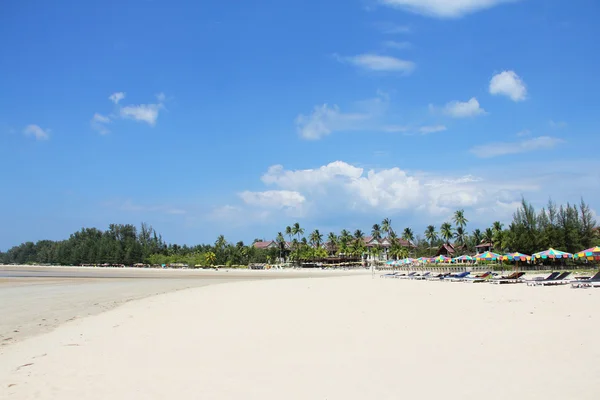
[1,275,600,399]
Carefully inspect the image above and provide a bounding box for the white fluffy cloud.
[248,161,528,218]
[380,0,517,18]
[23,124,50,140]
[109,92,126,104]
[94,92,166,132]
[470,136,564,158]
[489,70,527,101]
[120,103,162,126]
[337,54,415,73]
[238,190,306,216]
[438,97,486,118]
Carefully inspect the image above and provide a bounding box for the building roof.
[475,242,492,248]
[362,236,415,248]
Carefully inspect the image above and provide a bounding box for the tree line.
[1,198,598,267]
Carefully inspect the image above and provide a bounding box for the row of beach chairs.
[380,270,600,288]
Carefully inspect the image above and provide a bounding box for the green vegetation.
[0,197,598,267]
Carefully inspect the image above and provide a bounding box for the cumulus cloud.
[253,161,526,217]
[380,0,518,18]
[470,136,564,158]
[436,97,487,118]
[109,92,126,104]
[336,53,415,74]
[489,70,527,101]
[91,113,111,135]
[23,124,50,140]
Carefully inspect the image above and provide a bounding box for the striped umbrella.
[453,255,474,262]
[532,248,573,259]
[503,252,531,262]
[574,246,600,260]
[433,255,451,263]
[475,251,503,261]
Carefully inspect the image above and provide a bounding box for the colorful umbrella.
[532,248,573,259]
[503,252,531,262]
[574,246,600,260]
[416,257,431,264]
[433,255,451,263]
[475,251,503,261]
[453,255,474,262]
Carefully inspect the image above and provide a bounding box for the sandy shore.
[1,274,600,399]
[0,265,366,344]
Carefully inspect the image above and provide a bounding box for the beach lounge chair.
[571,271,600,288]
[463,271,492,283]
[442,271,470,282]
[398,271,417,279]
[489,271,525,284]
[426,272,448,281]
[380,272,401,278]
[538,271,572,286]
[411,272,431,280]
[525,272,560,286]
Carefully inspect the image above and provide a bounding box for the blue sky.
[1,0,600,249]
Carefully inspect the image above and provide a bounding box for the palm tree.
[425,225,438,248]
[472,228,482,244]
[291,223,304,260]
[276,232,286,262]
[454,226,467,247]
[492,221,504,233]
[354,229,364,241]
[440,222,453,245]
[309,229,323,248]
[204,251,216,267]
[285,226,293,244]
[326,232,338,255]
[371,224,382,241]
[381,218,392,236]
[402,227,415,243]
[453,209,468,229]
[483,228,494,244]
[215,234,227,250]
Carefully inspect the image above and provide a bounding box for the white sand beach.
[2,273,600,399]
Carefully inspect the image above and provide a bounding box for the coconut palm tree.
[454,226,467,247]
[492,221,504,233]
[425,225,438,248]
[440,222,453,245]
[309,229,323,248]
[389,243,409,260]
[291,223,304,260]
[326,232,338,255]
[204,251,216,266]
[402,227,415,243]
[276,232,286,261]
[453,209,468,229]
[285,226,293,244]
[351,238,366,257]
[354,229,364,241]
[381,218,392,236]
[371,224,382,241]
[483,228,494,244]
[472,228,482,244]
[338,229,352,257]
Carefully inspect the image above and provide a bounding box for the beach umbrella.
[503,252,531,262]
[433,255,451,263]
[416,257,431,264]
[532,248,573,260]
[452,255,474,263]
[475,251,502,261]
[574,246,600,261]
